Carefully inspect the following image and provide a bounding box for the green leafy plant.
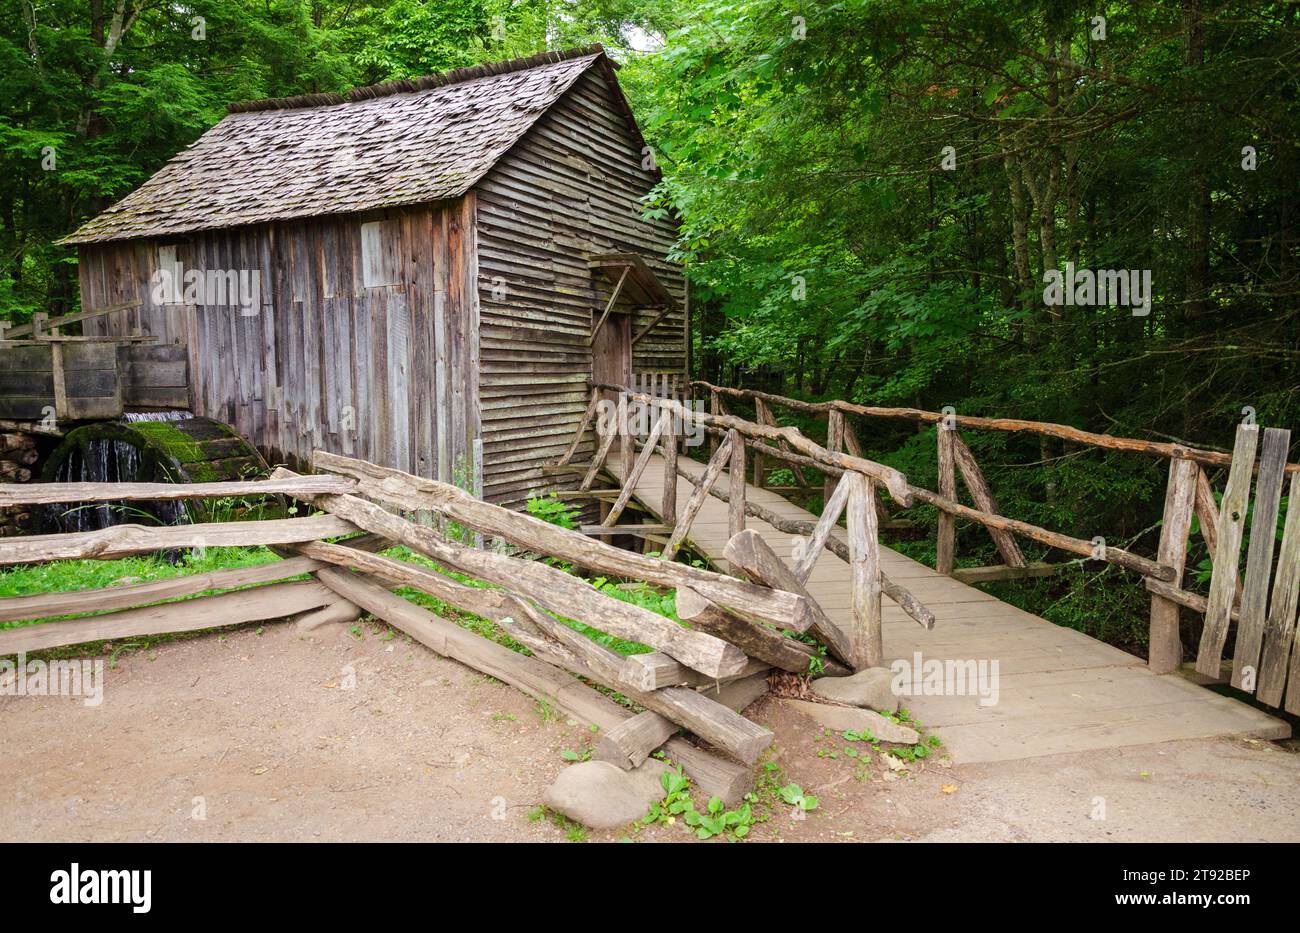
[525,493,580,530]
[776,783,819,812]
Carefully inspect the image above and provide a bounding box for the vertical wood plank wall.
[475,68,687,508]
[76,199,480,484]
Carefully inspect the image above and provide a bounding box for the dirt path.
[3,620,1298,843]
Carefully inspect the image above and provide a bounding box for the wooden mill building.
[61,46,686,507]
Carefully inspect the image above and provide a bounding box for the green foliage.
[642,766,762,840]
[775,783,818,812]
[524,493,580,531]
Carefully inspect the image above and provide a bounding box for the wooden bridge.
[555,378,1294,762]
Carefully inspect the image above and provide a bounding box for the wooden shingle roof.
[64,47,620,245]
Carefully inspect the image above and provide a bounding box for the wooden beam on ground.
[0,475,356,507]
[0,514,358,566]
[593,712,678,770]
[0,580,336,654]
[952,561,1068,585]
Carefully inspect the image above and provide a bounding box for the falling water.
[123,410,193,423]
[41,411,195,533]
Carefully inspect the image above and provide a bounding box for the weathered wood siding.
[76,199,480,485]
[475,67,686,507]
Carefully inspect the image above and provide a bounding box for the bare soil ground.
[3,619,1298,843]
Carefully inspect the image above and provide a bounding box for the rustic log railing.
[548,381,925,672]
[680,382,1300,712]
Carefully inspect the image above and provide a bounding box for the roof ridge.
[227,44,609,115]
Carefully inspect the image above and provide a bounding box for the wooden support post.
[1196,424,1260,677]
[1148,458,1198,674]
[936,422,956,575]
[1232,427,1291,690]
[1261,471,1300,708]
[765,397,809,487]
[557,388,600,466]
[950,432,1026,567]
[661,437,732,561]
[824,409,843,505]
[580,401,619,492]
[708,390,723,456]
[618,391,635,483]
[603,408,667,526]
[846,473,883,670]
[661,404,677,527]
[727,428,746,539]
[793,472,851,584]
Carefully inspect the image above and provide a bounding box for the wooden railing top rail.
[2,298,144,340]
[0,475,357,507]
[691,380,1298,474]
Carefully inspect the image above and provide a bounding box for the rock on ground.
[780,698,920,744]
[542,759,668,830]
[810,667,898,712]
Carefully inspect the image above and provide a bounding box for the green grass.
[0,537,680,683]
[0,546,298,629]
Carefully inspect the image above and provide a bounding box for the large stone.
[542,759,668,830]
[780,698,920,745]
[810,667,899,713]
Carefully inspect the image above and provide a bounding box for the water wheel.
[38,415,271,533]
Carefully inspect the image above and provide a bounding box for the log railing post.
[824,408,843,505]
[728,428,746,538]
[845,473,883,670]
[936,421,956,575]
[618,391,634,483]
[1149,457,1198,673]
[661,402,677,527]
[708,390,723,456]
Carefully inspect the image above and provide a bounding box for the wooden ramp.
[618,455,1290,764]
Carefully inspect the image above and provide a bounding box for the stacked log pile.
[0,430,39,536]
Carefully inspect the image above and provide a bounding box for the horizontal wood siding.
[475,68,685,507]
[75,200,479,483]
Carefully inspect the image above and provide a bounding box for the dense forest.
[2,0,1297,649]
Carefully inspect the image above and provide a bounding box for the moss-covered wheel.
[38,416,272,532]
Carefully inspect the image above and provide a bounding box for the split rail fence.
[0,452,882,803]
